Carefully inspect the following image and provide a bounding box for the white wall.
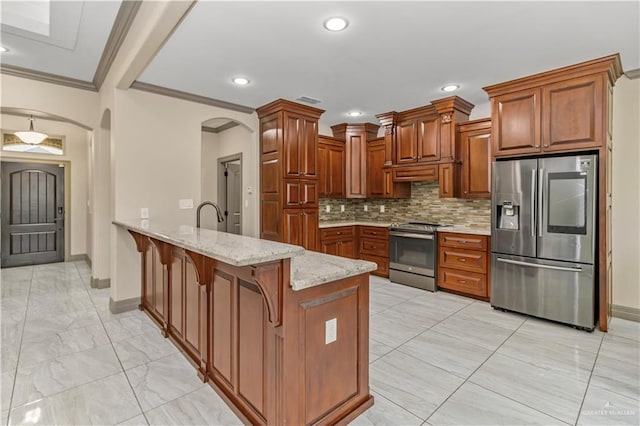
[1,115,90,257]
[111,88,258,302]
[200,130,219,230]
[612,75,640,310]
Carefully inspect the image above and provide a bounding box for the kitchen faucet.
[196,201,225,228]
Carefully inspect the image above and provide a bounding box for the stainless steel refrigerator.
[491,154,597,330]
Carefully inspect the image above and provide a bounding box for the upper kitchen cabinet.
[318,135,346,198]
[484,54,623,158]
[257,99,324,249]
[331,123,380,199]
[395,111,441,164]
[457,118,492,199]
[366,137,410,199]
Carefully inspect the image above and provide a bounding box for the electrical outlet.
[140,208,149,219]
[141,219,149,229]
[325,318,337,344]
[179,199,194,209]
[340,205,345,212]
[325,205,331,213]
[364,205,369,212]
[380,205,385,213]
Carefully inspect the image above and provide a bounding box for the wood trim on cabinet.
[392,164,438,182]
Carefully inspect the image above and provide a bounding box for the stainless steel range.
[388,222,448,291]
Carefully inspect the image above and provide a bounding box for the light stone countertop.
[319,221,392,228]
[291,251,377,290]
[439,225,491,236]
[114,219,305,267]
[115,219,376,291]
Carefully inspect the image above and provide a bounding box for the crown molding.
[130,81,255,114]
[0,107,93,130]
[0,64,97,92]
[625,68,640,80]
[202,121,240,134]
[93,1,142,90]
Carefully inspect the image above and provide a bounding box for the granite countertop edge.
[290,251,377,291]
[113,219,305,266]
[439,226,491,236]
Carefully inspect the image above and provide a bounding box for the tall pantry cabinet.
[257,99,324,250]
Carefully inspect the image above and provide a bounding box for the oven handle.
[389,231,434,240]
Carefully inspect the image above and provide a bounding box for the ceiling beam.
[93,1,142,91]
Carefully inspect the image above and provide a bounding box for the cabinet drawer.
[320,226,355,241]
[437,267,487,298]
[359,226,388,239]
[439,247,487,273]
[438,232,488,250]
[360,238,388,257]
[392,164,438,182]
[360,254,389,277]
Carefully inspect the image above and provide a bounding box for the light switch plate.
[325,318,337,344]
[179,199,194,209]
[325,205,331,213]
[140,208,149,219]
[380,205,385,213]
[340,205,345,212]
[364,205,369,212]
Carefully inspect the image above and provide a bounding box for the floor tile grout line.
[573,331,606,426]
[425,314,526,421]
[6,266,34,421]
[73,261,152,425]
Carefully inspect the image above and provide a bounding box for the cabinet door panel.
[284,114,301,177]
[260,115,281,155]
[328,147,345,197]
[542,75,603,151]
[170,253,184,336]
[346,134,366,198]
[493,88,541,156]
[283,210,303,247]
[302,118,318,177]
[418,116,440,162]
[302,210,318,251]
[395,120,417,164]
[367,141,385,198]
[318,144,329,197]
[461,127,491,199]
[438,163,456,198]
[184,258,201,352]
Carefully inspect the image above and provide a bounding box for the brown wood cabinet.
[331,123,380,199]
[457,118,492,199]
[395,111,440,164]
[392,163,438,182]
[127,231,373,425]
[318,135,346,198]
[437,232,490,300]
[367,137,410,199]
[483,54,623,331]
[257,99,323,250]
[358,226,389,277]
[320,226,357,259]
[485,57,617,158]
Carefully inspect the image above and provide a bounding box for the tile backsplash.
[319,181,491,229]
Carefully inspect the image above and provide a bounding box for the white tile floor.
[1,263,638,425]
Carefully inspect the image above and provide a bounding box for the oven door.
[389,231,435,276]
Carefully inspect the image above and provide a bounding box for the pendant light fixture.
[15,115,48,144]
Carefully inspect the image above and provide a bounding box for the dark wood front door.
[1,161,65,267]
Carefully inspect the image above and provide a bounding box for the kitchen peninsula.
[114,219,376,425]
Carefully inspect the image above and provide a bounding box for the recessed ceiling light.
[441,84,460,92]
[232,77,250,85]
[347,111,363,117]
[0,46,9,53]
[324,17,349,32]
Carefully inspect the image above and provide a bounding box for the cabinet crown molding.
[256,98,325,119]
[432,96,475,115]
[483,53,623,97]
[330,122,380,140]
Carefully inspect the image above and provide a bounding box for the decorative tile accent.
[320,181,490,228]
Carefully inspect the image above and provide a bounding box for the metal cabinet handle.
[337,232,341,235]
[459,258,467,262]
[458,280,467,284]
[459,240,466,244]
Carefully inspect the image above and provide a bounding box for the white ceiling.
[0,1,121,81]
[1,1,638,127]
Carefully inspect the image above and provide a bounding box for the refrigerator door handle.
[538,168,544,237]
[496,257,583,273]
[531,168,536,237]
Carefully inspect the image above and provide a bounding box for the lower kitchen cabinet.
[358,226,389,277]
[283,209,318,251]
[320,226,357,259]
[437,232,490,300]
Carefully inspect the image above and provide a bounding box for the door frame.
[0,157,72,262]
[217,153,242,234]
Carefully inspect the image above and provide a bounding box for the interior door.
[1,161,65,267]
[226,162,241,235]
